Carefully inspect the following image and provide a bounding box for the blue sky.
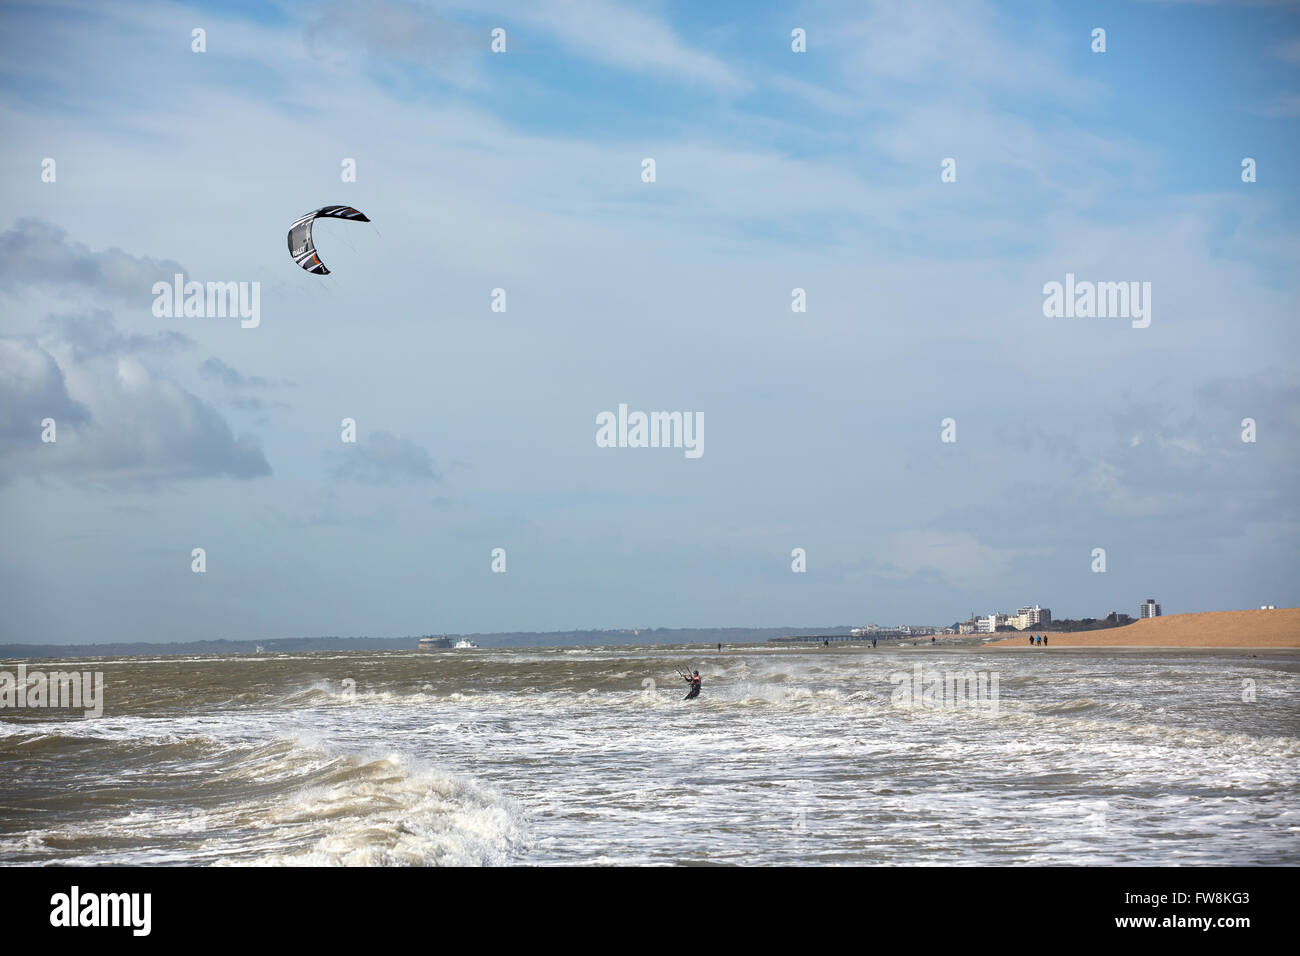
[1,0,1297,643]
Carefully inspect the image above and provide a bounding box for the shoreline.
[983,608,1300,649]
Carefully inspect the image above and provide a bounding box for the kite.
[287,205,370,275]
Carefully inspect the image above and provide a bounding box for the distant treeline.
[0,626,857,660]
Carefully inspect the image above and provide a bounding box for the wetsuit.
[683,672,701,700]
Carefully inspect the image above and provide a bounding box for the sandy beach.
[984,608,1300,649]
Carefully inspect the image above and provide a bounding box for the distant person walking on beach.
[1029,634,1034,645]
[1043,635,1048,646]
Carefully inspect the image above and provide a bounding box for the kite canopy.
[287,205,370,275]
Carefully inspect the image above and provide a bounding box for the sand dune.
[985,608,1300,648]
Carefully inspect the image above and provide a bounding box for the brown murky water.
[2,645,1297,865]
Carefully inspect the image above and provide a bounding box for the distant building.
[982,604,1054,631]
[1017,605,1051,625]
[1139,599,1161,619]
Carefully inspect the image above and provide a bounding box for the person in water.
[683,670,702,700]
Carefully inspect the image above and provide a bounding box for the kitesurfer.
[683,670,702,701]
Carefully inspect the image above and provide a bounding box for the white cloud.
[0,317,270,483]
[830,0,1106,104]
[502,0,745,90]
[330,430,440,484]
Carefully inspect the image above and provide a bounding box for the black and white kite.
[287,205,370,275]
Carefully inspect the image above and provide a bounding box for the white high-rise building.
[1140,599,1161,619]
[1017,605,1052,625]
